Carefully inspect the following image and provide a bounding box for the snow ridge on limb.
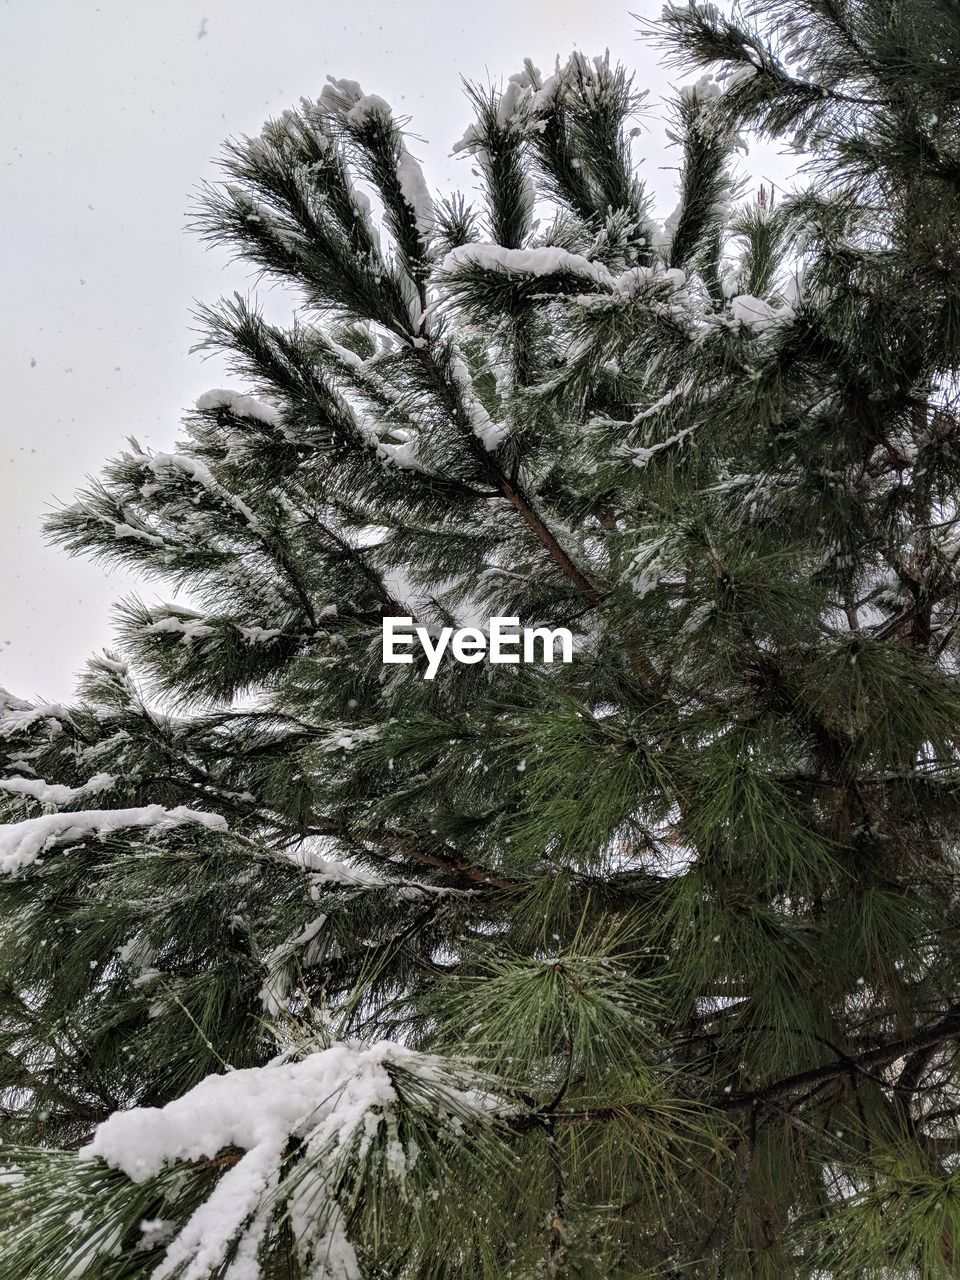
[0,805,227,874]
[443,243,612,286]
[81,1039,495,1181]
[196,387,281,425]
[0,771,115,808]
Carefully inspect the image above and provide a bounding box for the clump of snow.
[149,1142,281,1280]
[0,805,227,875]
[0,771,115,809]
[238,625,285,645]
[0,689,72,738]
[81,1039,495,1280]
[527,51,612,117]
[377,434,427,471]
[498,61,539,125]
[196,389,280,426]
[320,78,385,123]
[145,614,217,645]
[0,689,34,718]
[444,242,611,286]
[321,725,383,753]
[451,121,483,156]
[345,94,392,126]
[318,331,367,371]
[310,859,384,888]
[82,1041,486,1179]
[612,265,688,299]
[96,652,130,678]
[395,148,435,237]
[728,294,793,334]
[137,1219,176,1251]
[680,74,723,106]
[287,846,384,888]
[113,522,167,547]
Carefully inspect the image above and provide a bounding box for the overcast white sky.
[1,0,792,701]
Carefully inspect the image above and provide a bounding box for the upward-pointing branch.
[411,343,663,689]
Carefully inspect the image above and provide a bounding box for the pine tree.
[3,2,960,1274]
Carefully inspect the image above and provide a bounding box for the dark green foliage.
[3,4,960,1275]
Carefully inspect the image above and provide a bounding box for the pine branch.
[303,819,524,892]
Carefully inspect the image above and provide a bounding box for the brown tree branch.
[303,819,524,892]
